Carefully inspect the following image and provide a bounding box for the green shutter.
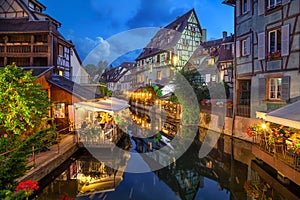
[281,76,290,101]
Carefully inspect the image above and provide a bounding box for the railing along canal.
[252,133,300,171]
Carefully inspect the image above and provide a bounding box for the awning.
[74,97,129,113]
[256,101,300,129]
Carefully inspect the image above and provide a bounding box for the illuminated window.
[269,78,282,100]
[59,70,64,76]
[157,71,162,81]
[208,58,215,65]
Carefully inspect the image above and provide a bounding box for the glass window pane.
[269,32,276,53]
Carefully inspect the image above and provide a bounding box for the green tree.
[97,60,108,76]
[84,64,97,76]
[0,63,49,138]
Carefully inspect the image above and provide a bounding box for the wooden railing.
[33,45,48,53]
[0,44,48,53]
[7,45,31,53]
[253,134,300,171]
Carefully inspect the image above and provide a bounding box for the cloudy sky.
[41,0,234,66]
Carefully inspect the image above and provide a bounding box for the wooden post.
[32,146,35,167]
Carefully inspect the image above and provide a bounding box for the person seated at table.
[81,121,88,129]
[105,120,114,129]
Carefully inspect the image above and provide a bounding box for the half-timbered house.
[0,0,101,130]
[134,9,204,87]
[224,0,300,118]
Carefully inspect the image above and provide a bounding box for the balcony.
[33,45,48,53]
[0,44,48,54]
[7,45,31,53]
[252,132,300,186]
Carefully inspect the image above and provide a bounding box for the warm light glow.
[261,123,267,129]
[172,55,179,66]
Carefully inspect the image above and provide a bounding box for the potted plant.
[200,99,206,106]
[226,101,233,108]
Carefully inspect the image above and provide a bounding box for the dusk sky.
[41,0,234,65]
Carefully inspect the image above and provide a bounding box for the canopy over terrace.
[256,100,300,129]
[74,97,129,114]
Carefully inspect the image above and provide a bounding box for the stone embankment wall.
[199,112,263,142]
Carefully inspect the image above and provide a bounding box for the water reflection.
[36,149,124,199]
[35,128,300,199]
[35,103,300,200]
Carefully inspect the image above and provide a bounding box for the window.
[242,39,247,56]
[208,58,215,65]
[54,103,65,118]
[268,0,282,9]
[59,45,63,56]
[157,71,162,81]
[59,70,64,76]
[242,0,248,14]
[211,75,216,82]
[29,2,35,10]
[269,78,282,99]
[226,44,231,50]
[268,29,281,54]
[200,74,206,84]
[150,65,153,73]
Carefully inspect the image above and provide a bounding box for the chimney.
[201,28,207,42]
[222,31,227,39]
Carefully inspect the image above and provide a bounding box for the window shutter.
[282,0,291,5]
[281,24,290,57]
[236,0,241,17]
[246,36,251,55]
[258,0,265,15]
[236,40,241,58]
[259,78,266,100]
[258,32,265,60]
[247,0,250,13]
[281,76,290,101]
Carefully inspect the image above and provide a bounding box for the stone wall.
[199,112,263,142]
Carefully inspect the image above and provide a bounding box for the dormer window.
[29,2,34,10]
[35,7,41,13]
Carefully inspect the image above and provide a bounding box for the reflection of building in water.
[38,150,125,199]
[247,160,300,200]
[129,103,182,139]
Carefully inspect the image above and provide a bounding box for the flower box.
[268,51,281,60]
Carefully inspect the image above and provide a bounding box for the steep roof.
[0,0,61,32]
[47,75,104,100]
[102,62,135,83]
[184,34,234,70]
[0,18,50,32]
[218,35,234,62]
[22,66,53,77]
[201,39,223,49]
[136,9,201,60]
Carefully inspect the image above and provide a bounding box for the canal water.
[34,108,300,200]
